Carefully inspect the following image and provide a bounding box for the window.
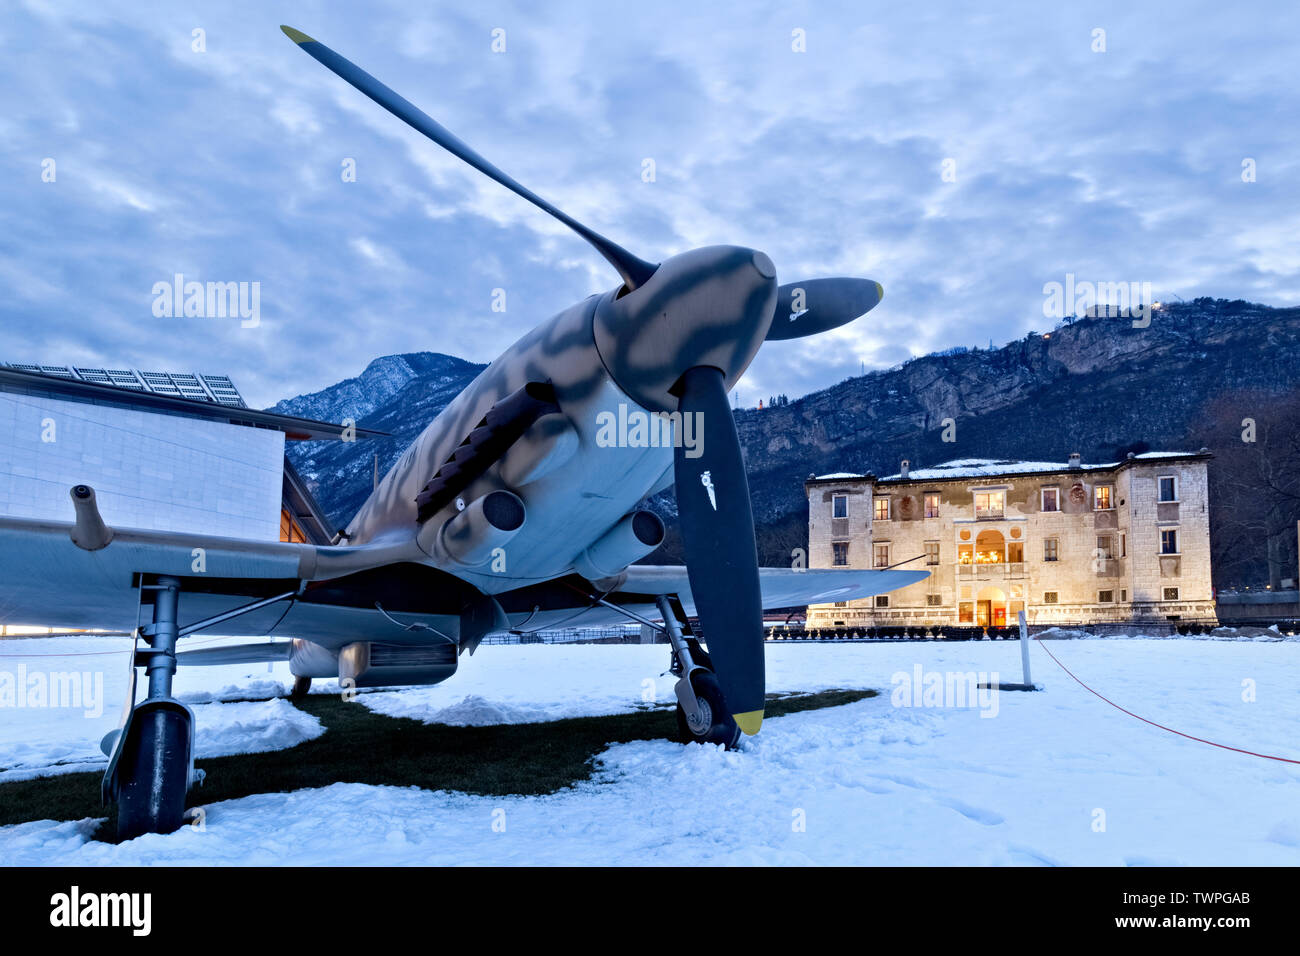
[1098,590,1114,603]
[1121,533,1127,558]
[874,543,890,568]
[1096,535,1113,559]
[925,541,940,565]
[1008,542,1024,563]
[958,602,974,622]
[924,493,940,518]
[1043,538,1059,562]
[1121,589,1128,602]
[874,496,891,521]
[1094,485,1113,510]
[833,601,847,608]
[974,490,1005,519]
[958,544,974,564]
[1160,529,1178,555]
[1163,587,1180,601]
[926,594,943,607]
[874,595,890,608]
[1043,591,1059,604]
[832,542,849,566]
[1158,476,1178,503]
[832,494,847,518]
[1041,487,1060,512]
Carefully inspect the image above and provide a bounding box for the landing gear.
[103,575,196,841]
[654,596,741,749]
[291,675,313,699]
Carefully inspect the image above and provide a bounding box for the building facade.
[806,453,1216,628]
[0,363,375,548]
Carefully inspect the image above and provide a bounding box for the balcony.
[957,561,1026,579]
[974,506,1004,521]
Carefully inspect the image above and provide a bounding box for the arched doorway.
[977,586,1008,628]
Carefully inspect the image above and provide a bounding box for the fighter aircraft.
[0,25,927,839]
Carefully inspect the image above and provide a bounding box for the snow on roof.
[877,453,1205,483]
[812,472,867,481]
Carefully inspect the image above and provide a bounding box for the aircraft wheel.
[290,675,312,699]
[675,668,741,750]
[116,703,192,841]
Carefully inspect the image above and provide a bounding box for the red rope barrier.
[1033,637,1300,765]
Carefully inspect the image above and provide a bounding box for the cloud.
[0,0,1296,409]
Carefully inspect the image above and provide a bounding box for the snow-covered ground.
[2,635,1299,865]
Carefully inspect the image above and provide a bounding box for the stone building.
[805,453,1216,628]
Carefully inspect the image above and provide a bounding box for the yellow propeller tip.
[733,709,764,735]
[280,25,315,44]
[875,281,884,300]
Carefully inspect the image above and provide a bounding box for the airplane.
[0,25,928,840]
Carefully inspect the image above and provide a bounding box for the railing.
[974,507,1004,520]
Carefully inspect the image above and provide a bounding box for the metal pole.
[1017,610,1032,686]
[147,575,181,699]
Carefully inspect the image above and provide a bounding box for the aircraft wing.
[614,565,930,615]
[0,515,453,645]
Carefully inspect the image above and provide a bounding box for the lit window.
[1160,529,1178,555]
[1043,591,1059,604]
[874,543,890,568]
[1163,587,1180,601]
[874,595,889,608]
[925,541,940,565]
[924,493,940,518]
[1043,538,1059,562]
[832,494,848,518]
[958,602,974,622]
[1094,485,1113,510]
[874,497,890,521]
[832,542,849,566]
[958,544,974,564]
[1158,476,1178,502]
[1041,487,1060,512]
[1098,590,1114,603]
[1008,542,1024,563]
[975,491,1004,518]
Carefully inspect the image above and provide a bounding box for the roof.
[808,451,1210,486]
[0,365,387,441]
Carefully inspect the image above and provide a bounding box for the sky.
[2,0,1297,409]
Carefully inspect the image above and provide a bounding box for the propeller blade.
[673,365,765,735]
[765,277,883,341]
[279,25,658,292]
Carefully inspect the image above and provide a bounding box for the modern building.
[805,452,1216,628]
[0,362,378,575]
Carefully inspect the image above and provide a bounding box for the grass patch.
[0,688,876,838]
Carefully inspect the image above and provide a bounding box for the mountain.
[270,298,1300,586]
[270,352,486,526]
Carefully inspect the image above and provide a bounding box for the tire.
[674,668,741,750]
[116,704,192,841]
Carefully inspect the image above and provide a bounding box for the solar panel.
[9,362,246,407]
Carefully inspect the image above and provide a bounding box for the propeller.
[673,366,765,735]
[766,277,884,341]
[279,26,658,292]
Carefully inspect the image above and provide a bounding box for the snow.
[0,637,321,783]
[876,453,1206,482]
[3,638,1300,864]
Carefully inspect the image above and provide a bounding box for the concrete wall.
[0,391,284,540]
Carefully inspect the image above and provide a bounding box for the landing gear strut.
[103,575,196,841]
[655,595,741,749]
